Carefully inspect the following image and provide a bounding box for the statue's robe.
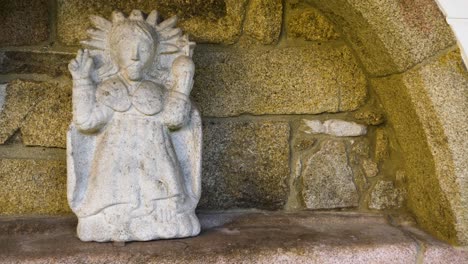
[67,75,201,225]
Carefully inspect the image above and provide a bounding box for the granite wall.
[0,0,466,245]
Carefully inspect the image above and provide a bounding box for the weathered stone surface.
[0,159,69,215]
[302,140,359,209]
[58,0,247,45]
[0,80,50,144]
[374,128,389,163]
[362,158,379,178]
[312,0,456,76]
[0,79,72,148]
[369,181,405,210]
[193,44,366,117]
[303,119,367,137]
[0,212,426,263]
[200,120,290,209]
[22,79,72,148]
[0,0,49,46]
[402,226,468,264]
[353,106,385,126]
[371,49,468,244]
[0,51,74,77]
[244,0,282,44]
[287,1,339,41]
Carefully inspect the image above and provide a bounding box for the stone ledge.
[1,212,466,263]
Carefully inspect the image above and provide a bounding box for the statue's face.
[113,31,155,81]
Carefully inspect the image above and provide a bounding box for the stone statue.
[66,10,202,242]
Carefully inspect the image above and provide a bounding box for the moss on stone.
[21,78,72,148]
[0,159,69,215]
[287,2,339,41]
[312,0,455,76]
[371,76,458,244]
[192,43,366,116]
[57,0,246,45]
[244,0,283,44]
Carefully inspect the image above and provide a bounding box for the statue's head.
[109,12,157,81]
[81,10,195,83]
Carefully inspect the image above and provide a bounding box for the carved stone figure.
[66,10,201,242]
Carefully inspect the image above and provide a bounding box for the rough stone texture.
[193,44,366,117]
[369,181,405,210]
[287,1,339,41]
[353,105,385,126]
[311,0,456,76]
[0,51,74,77]
[200,120,290,210]
[302,140,359,209]
[401,226,468,264]
[362,159,379,178]
[244,0,283,44]
[22,79,72,148]
[0,212,429,263]
[0,159,69,215]
[371,49,468,245]
[57,0,247,45]
[0,79,71,148]
[374,128,389,163]
[0,0,49,46]
[0,80,51,144]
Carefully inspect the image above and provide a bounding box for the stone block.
[370,49,468,244]
[369,180,405,210]
[21,79,72,148]
[0,80,50,144]
[0,0,49,46]
[0,51,74,77]
[313,0,456,76]
[0,79,72,148]
[287,2,339,41]
[57,0,247,45]
[192,44,366,117]
[200,120,290,210]
[244,0,283,44]
[301,140,359,209]
[0,158,69,215]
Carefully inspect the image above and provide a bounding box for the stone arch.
[307,0,468,245]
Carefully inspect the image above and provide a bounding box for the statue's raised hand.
[69,49,94,80]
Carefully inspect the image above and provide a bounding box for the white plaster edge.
[435,0,468,19]
[435,0,468,68]
[447,19,468,68]
[303,119,367,137]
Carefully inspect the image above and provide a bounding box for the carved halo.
[81,10,196,86]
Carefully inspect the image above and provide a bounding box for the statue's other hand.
[69,49,94,80]
[164,94,191,130]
